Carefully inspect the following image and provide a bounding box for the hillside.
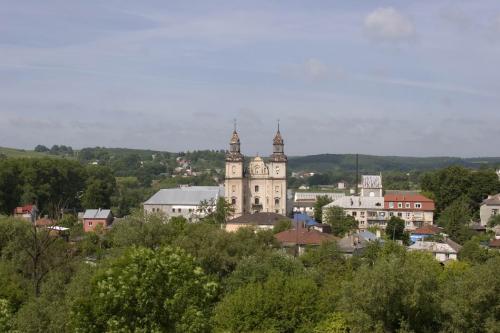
[287,154,500,173]
[0,146,59,159]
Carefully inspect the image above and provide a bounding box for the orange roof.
[275,228,337,246]
[412,224,443,235]
[384,193,435,211]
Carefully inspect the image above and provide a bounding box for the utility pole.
[355,154,359,195]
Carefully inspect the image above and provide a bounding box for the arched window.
[255,197,260,205]
[255,185,259,192]
[231,197,236,205]
[275,198,280,206]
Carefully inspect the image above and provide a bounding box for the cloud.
[282,58,331,81]
[364,7,415,42]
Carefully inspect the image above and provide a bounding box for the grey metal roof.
[83,209,112,219]
[144,186,224,206]
[325,196,384,210]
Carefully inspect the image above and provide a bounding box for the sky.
[1,0,500,157]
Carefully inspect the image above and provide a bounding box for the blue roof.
[293,213,318,226]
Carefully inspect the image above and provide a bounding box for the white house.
[408,239,461,263]
[143,186,224,222]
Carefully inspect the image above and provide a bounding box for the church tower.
[225,126,245,217]
[268,123,287,215]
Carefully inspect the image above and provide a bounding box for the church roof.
[144,186,224,205]
[230,130,240,144]
[273,130,284,145]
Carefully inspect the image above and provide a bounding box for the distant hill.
[0,146,59,159]
[288,154,500,173]
[2,146,499,174]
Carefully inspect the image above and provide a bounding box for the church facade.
[224,127,287,218]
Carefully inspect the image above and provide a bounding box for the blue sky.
[1,0,500,156]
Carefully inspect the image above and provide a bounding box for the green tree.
[438,196,473,243]
[323,206,357,237]
[458,238,497,264]
[314,195,333,222]
[340,251,442,333]
[81,165,116,209]
[273,219,292,234]
[71,246,217,333]
[313,313,350,333]
[440,256,500,333]
[0,299,14,333]
[487,214,500,228]
[214,272,320,333]
[385,216,409,244]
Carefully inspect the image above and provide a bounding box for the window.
[275,198,280,205]
[406,212,411,218]
[172,208,175,213]
[380,212,385,217]
[389,212,394,217]
[177,208,181,213]
[415,203,422,209]
[189,209,193,213]
[275,210,279,213]
[389,202,394,208]
[360,211,365,217]
[88,221,92,226]
[405,203,411,208]
[275,186,279,193]
[255,197,260,205]
[255,185,259,192]
[231,198,236,205]
[398,202,403,208]
[352,211,357,217]
[406,221,411,226]
[231,185,236,192]
[397,212,403,217]
[492,209,498,216]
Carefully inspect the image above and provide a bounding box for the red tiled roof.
[384,193,435,211]
[14,204,35,214]
[275,228,338,246]
[489,239,500,248]
[412,224,443,235]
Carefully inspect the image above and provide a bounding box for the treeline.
[0,213,498,332]
[0,158,142,217]
[34,145,74,156]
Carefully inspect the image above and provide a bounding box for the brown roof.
[275,228,337,246]
[412,224,443,235]
[14,204,35,214]
[489,239,500,248]
[35,218,56,227]
[227,212,292,226]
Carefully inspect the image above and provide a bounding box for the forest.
[0,210,499,333]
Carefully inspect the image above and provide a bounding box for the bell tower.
[225,121,245,217]
[269,121,287,215]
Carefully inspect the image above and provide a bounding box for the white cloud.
[303,58,329,80]
[364,7,415,42]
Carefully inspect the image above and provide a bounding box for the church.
[224,126,288,218]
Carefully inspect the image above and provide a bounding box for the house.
[274,227,338,255]
[83,209,113,233]
[293,192,345,216]
[337,231,379,257]
[384,193,435,230]
[13,204,37,221]
[408,238,461,263]
[479,193,500,226]
[410,224,443,242]
[143,186,224,222]
[225,212,292,232]
[323,195,386,232]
